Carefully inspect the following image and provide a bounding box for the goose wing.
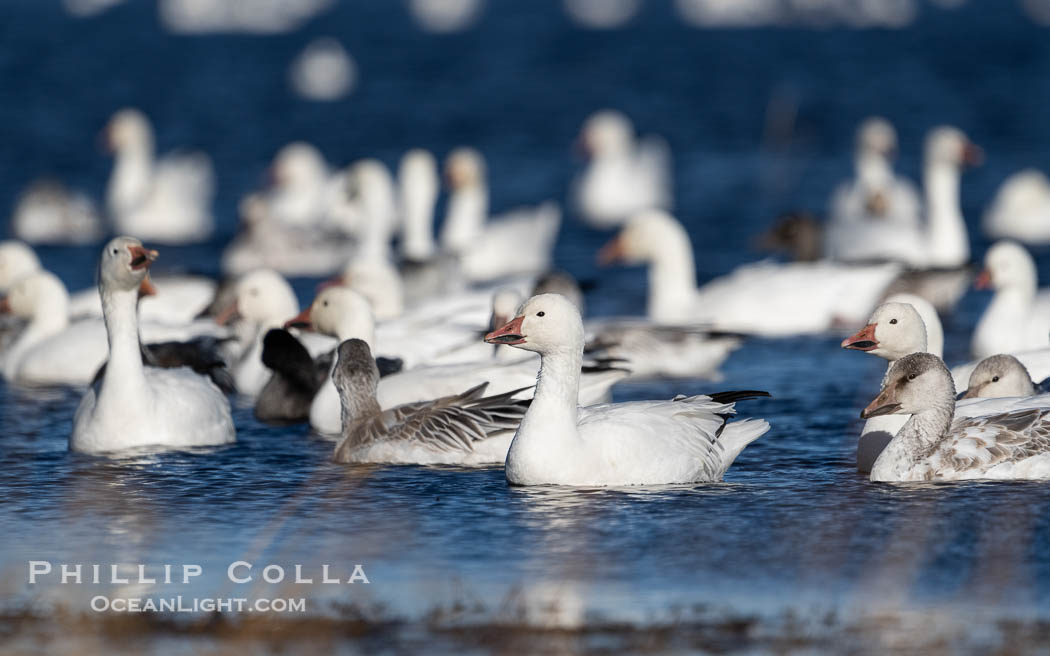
[943,408,1050,473]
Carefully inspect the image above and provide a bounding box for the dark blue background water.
[3,0,1050,637]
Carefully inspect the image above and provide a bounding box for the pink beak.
[285,307,313,331]
[975,268,992,290]
[215,302,240,326]
[484,315,526,345]
[128,244,158,271]
[597,235,627,266]
[842,323,878,351]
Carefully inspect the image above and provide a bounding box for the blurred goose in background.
[0,240,42,292]
[841,295,943,472]
[958,354,1049,399]
[600,209,900,336]
[758,211,971,313]
[296,286,626,435]
[1,269,225,386]
[440,147,561,282]
[861,352,1050,481]
[215,268,334,396]
[103,108,215,244]
[485,293,769,486]
[572,110,672,229]
[12,179,104,245]
[971,240,1050,358]
[332,339,530,464]
[825,126,980,269]
[343,158,399,256]
[828,117,921,229]
[952,348,1050,397]
[983,170,1050,245]
[262,142,335,229]
[71,237,234,453]
[398,149,440,262]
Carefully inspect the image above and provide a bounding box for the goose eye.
[889,318,898,325]
[111,248,119,255]
[992,376,1000,382]
[323,301,329,307]
[536,311,545,317]
[907,373,916,381]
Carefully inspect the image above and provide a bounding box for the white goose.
[572,110,672,229]
[960,354,1042,399]
[295,286,628,436]
[440,147,561,282]
[972,240,1050,358]
[332,339,529,465]
[397,149,440,262]
[952,348,1050,396]
[983,169,1050,245]
[601,209,900,335]
[484,293,770,486]
[71,237,234,453]
[1,269,225,386]
[12,179,104,245]
[825,126,979,268]
[841,295,943,472]
[861,352,1050,481]
[828,117,921,229]
[104,108,215,244]
[0,241,42,293]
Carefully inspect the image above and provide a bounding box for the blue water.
[4,0,1050,645]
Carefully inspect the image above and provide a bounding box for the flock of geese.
[6,110,1050,485]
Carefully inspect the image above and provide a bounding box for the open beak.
[215,301,240,326]
[841,323,878,351]
[597,235,626,266]
[284,307,313,331]
[0,296,10,314]
[128,245,158,271]
[484,315,526,345]
[138,274,157,298]
[861,386,902,419]
[975,268,992,290]
[963,141,984,167]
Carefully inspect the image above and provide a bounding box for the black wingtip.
[706,390,772,404]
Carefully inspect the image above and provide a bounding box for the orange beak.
[484,315,526,345]
[975,268,992,290]
[963,141,984,167]
[284,307,313,331]
[138,274,157,298]
[0,296,10,314]
[842,323,878,351]
[215,301,240,326]
[597,235,627,266]
[128,245,158,271]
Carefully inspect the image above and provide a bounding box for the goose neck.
[442,186,488,254]
[923,162,969,267]
[100,286,146,391]
[647,233,697,322]
[870,404,953,481]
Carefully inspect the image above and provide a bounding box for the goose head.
[598,209,687,266]
[756,212,823,263]
[976,240,1036,293]
[399,149,438,196]
[861,352,954,419]
[103,108,152,155]
[857,117,897,159]
[270,142,326,189]
[842,301,927,362]
[100,236,157,294]
[332,338,381,413]
[0,270,69,321]
[961,354,1035,399]
[444,147,485,192]
[285,286,375,345]
[485,293,584,356]
[218,269,298,327]
[578,110,632,158]
[0,241,42,292]
[883,293,943,358]
[925,126,982,171]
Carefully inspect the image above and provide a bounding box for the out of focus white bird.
[572,110,671,229]
[12,179,104,245]
[983,170,1050,245]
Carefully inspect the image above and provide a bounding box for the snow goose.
[103,108,215,244]
[861,352,1050,481]
[959,354,1042,399]
[572,110,672,229]
[0,241,42,292]
[828,117,920,229]
[263,142,332,229]
[70,237,234,453]
[1,269,226,386]
[484,294,769,486]
[600,209,900,335]
[972,240,1050,358]
[952,348,1050,396]
[440,148,561,282]
[344,159,399,257]
[298,286,626,435]
[983,170,1050,245]
[825,126,979,268]
[215,268,334,396]
[398,149,440,262]
[332,339,529,464]
[12,179,104,245]
[841,295,943,472]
